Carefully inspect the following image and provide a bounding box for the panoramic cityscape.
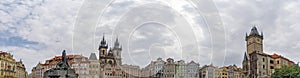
[1,27,299,78]
[1,0,300,78]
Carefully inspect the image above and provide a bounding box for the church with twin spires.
[97,35,141,78]
[98,35,122,68]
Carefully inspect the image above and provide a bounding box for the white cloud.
[0,0,83,72]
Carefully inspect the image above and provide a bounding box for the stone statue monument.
[43,50,78,78]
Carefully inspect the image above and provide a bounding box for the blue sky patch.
[0,36,39,48]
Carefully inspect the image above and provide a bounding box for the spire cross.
[102,33,105,41]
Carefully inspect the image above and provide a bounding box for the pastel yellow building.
[219,67,228,78]
[0,51,27,78]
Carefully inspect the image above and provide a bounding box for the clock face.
[256,38,261,43]
[248,38,260,44]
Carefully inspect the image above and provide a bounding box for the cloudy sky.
[0,0,300,73]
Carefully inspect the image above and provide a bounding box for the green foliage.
[271,65,300,78]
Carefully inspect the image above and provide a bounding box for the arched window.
[108,60,113,65]
[102,50,105,54]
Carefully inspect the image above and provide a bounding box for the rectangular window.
[270,66,274,69]
[270,60,274,64]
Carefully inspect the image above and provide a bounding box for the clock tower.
[245,26,263,55]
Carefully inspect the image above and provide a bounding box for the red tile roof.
[252,52,295,65]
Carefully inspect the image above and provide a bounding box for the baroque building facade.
[226,65,243,78]
[121,64,140,78]
[175,60,186,78]
[165,58,176,78]
[186,61,199,78]
[88,53,100,78]
[199,64,242,78]
[199,64,219,78]
[141,58,200,78]
[242,27,295,78]
[0,51,27,78]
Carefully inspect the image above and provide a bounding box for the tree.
[271,65,300,78]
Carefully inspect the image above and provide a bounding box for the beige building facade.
[88,53,100,78]
[165,58,176,78]
[121,64,140,78]
[199,64,219,78]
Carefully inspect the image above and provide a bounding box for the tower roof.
[99,34,108,49]
[114,37,120,48]
[100,34,107,46]
[243,52,249,61]
[250,26,260,35]
[89,53,98,60]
